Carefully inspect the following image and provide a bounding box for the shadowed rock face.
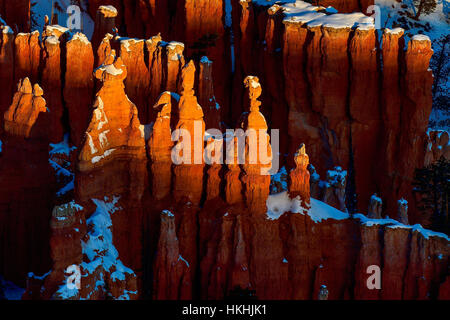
[0,1,448,301]
[0,0,30,32]
[0,78,53,286]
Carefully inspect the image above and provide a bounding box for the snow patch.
[92,148,116,164]
[49,134,76,157]
[80,196,135,294]
[354,214,450,241]
[266,192,350,223]
[412,34,431,42]
[87,133,98,155]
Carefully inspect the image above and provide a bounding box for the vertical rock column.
[41,33,64,143]
[0,0,30,32]
[119,38,150,123]
[283,12,324,166]
[0,25,15,125]
[198,56,221,130]
[240,76,272,215]
[0,79,52,285]
[378,28,404,216]
[349,26,380,213]
[225,137,244,206]
[153,210,192,300]
[288,144,311,208]
[34,202,85,299]
[148,91,175,200]
[146,34,164,112]
[92,5,117,52]
[397,35,433,223]
[307,22,352,172]
[172,61,205,205]
[165,41,186,93]
[76,50,147,281]
[64,33,94,147]
[14,31,41,85]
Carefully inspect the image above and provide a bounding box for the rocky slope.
[0,1,448,300]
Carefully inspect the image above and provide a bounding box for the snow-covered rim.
[266,191,450,242]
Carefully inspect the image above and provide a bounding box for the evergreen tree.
[430,34,450,128]
[413,157,450,234]
[413,0,437,19]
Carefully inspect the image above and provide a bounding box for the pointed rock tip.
[20,78,32,94]
[33,84,43,97]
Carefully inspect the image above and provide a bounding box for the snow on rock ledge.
[266,191,349,222]
[267,191,450,242]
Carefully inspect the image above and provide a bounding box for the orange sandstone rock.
[198,56,221,130]
[78,50,146,172]
[153,210,191,300]
[148,91,176,200]
[172,61,205,205]
[41,34,64,142]
[0,25,15,125]
[4,78,47,138]
[119,38,150,123]
[14,31,41,85]
[64,33,95,147]
[239,76,271,214]
[289,144,311,207]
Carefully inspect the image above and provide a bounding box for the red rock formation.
[354,224,382,299]
[424,130,450,166]
[76,50,147,283]
[96,33,113,68]
[172,61,205,205]
[153,210,191,300]
[0,25,14,125]
[396,35,433,223]
[14,31,41,85]
[64,33,95,147]
[4,79,47,138]
[77,50,146,174]
[0,1,446,302]
[316,0,374,13]
[225,137,244,205]
[0,0,30,32]
[307,23,351,172]
[205,136,223,201]
[198,56,221,130]
[0,78,53,286]
[166,41,186,93]
[239,76,272,214]
[146,34,165,110]
[289,144,311,207]
[367,194,382,219]
[41,33,64,143]
[148,91,175,200]
[119,38,150,123]
[91,5,118,51]
[322,167,347,211]
[398,199,409,225]
[349,27,380,213]
[23,202,85,299]
[378,27,405,216]
[24,199,139,300]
